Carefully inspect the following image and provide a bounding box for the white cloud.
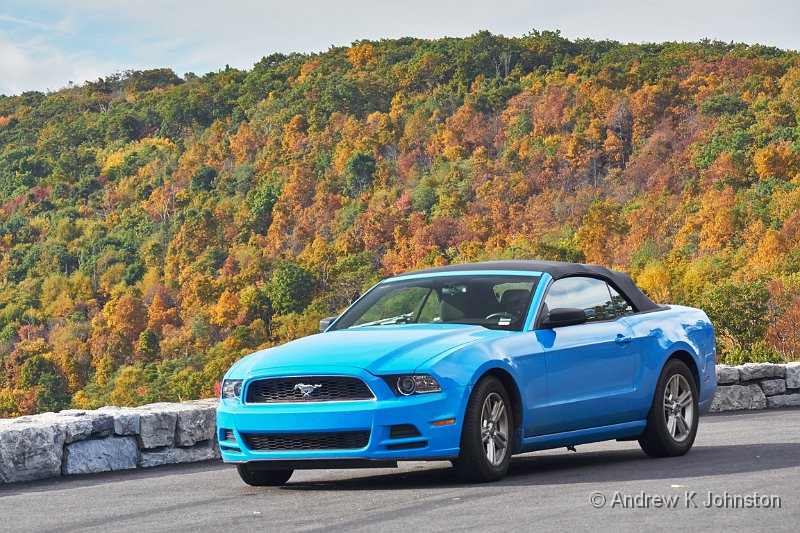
[0,14,76,34]
[0,31,110,95]
[2,0,800,95]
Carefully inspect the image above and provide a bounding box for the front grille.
[245,376,374,403]
[242,431,371,451]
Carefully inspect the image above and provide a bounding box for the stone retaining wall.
[0,399,219,484]
[1,362,799,484]
[711,362,800,412]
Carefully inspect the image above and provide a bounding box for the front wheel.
[638,359,699,458]
[236,464,293,486]
[452,376,514,483]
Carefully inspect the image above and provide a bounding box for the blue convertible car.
[217,260,716,485]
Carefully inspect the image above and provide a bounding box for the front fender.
[417,333,545,446]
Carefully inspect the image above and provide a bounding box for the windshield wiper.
[351,313,414,328]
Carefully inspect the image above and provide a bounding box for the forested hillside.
[1,31,799,416]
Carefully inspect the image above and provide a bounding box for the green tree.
[240,286,273,322]
[704,282,772,359]
[190,165,217,192]
[267,263,314,315]
[344,151,376,197]
[110,366,146,406]
[136,329,160,362]
[19,354,71,412]
[247,179,281,235]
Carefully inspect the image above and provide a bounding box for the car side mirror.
[319,316,337,332]
[542,308,587,328]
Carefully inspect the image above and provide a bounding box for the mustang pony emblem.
[294,383,323,398]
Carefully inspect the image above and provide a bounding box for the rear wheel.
[236,464,293,486]
[452,376,514,483]
[638,359,698,458]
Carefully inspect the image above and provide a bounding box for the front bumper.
[216,368,466,464]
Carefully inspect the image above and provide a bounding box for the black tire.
[638,359,699,458]
[452,376,514,483]
[236,464,293,486]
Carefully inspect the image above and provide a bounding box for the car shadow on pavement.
[281,442,800,491]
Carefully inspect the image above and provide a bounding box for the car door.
[534,276,639,435]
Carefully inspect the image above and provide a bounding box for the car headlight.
[222,379,243,399]
[384,374,442,396]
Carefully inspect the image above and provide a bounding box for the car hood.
[229,324,508,376]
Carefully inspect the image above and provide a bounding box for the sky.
[1,0,799,96]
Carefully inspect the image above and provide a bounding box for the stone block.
[760,379,787,397]
[715,365,739,385]
[0,421,65,483]
[709,384,767,412]
[766,394,800,408]
[135,404,178,449]
[62,436,138,475]
[175,404,216,447]
[738,363,785,381]
[138,440,220,468]
[96,406,141,436]
[786,363,800,389]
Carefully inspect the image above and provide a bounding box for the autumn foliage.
[1,32,799,416]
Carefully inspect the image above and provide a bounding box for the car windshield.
[331,274,540,332]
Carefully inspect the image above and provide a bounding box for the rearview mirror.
[319,316,337,332]
[542,308,587,328]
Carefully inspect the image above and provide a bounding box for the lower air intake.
[242,431,371,451]
[389,424,421,439]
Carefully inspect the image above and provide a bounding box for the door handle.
[615,334,632,344]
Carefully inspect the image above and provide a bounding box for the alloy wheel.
[663,374,694,442]
[481,392,509,466]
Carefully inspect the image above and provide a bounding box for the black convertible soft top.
[399,260,660,312]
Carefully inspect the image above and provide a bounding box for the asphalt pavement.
[1,409,798,532]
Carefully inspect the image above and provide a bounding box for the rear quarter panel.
[621,305,717,419]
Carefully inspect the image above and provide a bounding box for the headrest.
[500,289,530,306]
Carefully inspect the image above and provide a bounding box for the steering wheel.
[485,312,516,321]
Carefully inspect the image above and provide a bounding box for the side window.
[542,277,616,323]
[607,285,634,317]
